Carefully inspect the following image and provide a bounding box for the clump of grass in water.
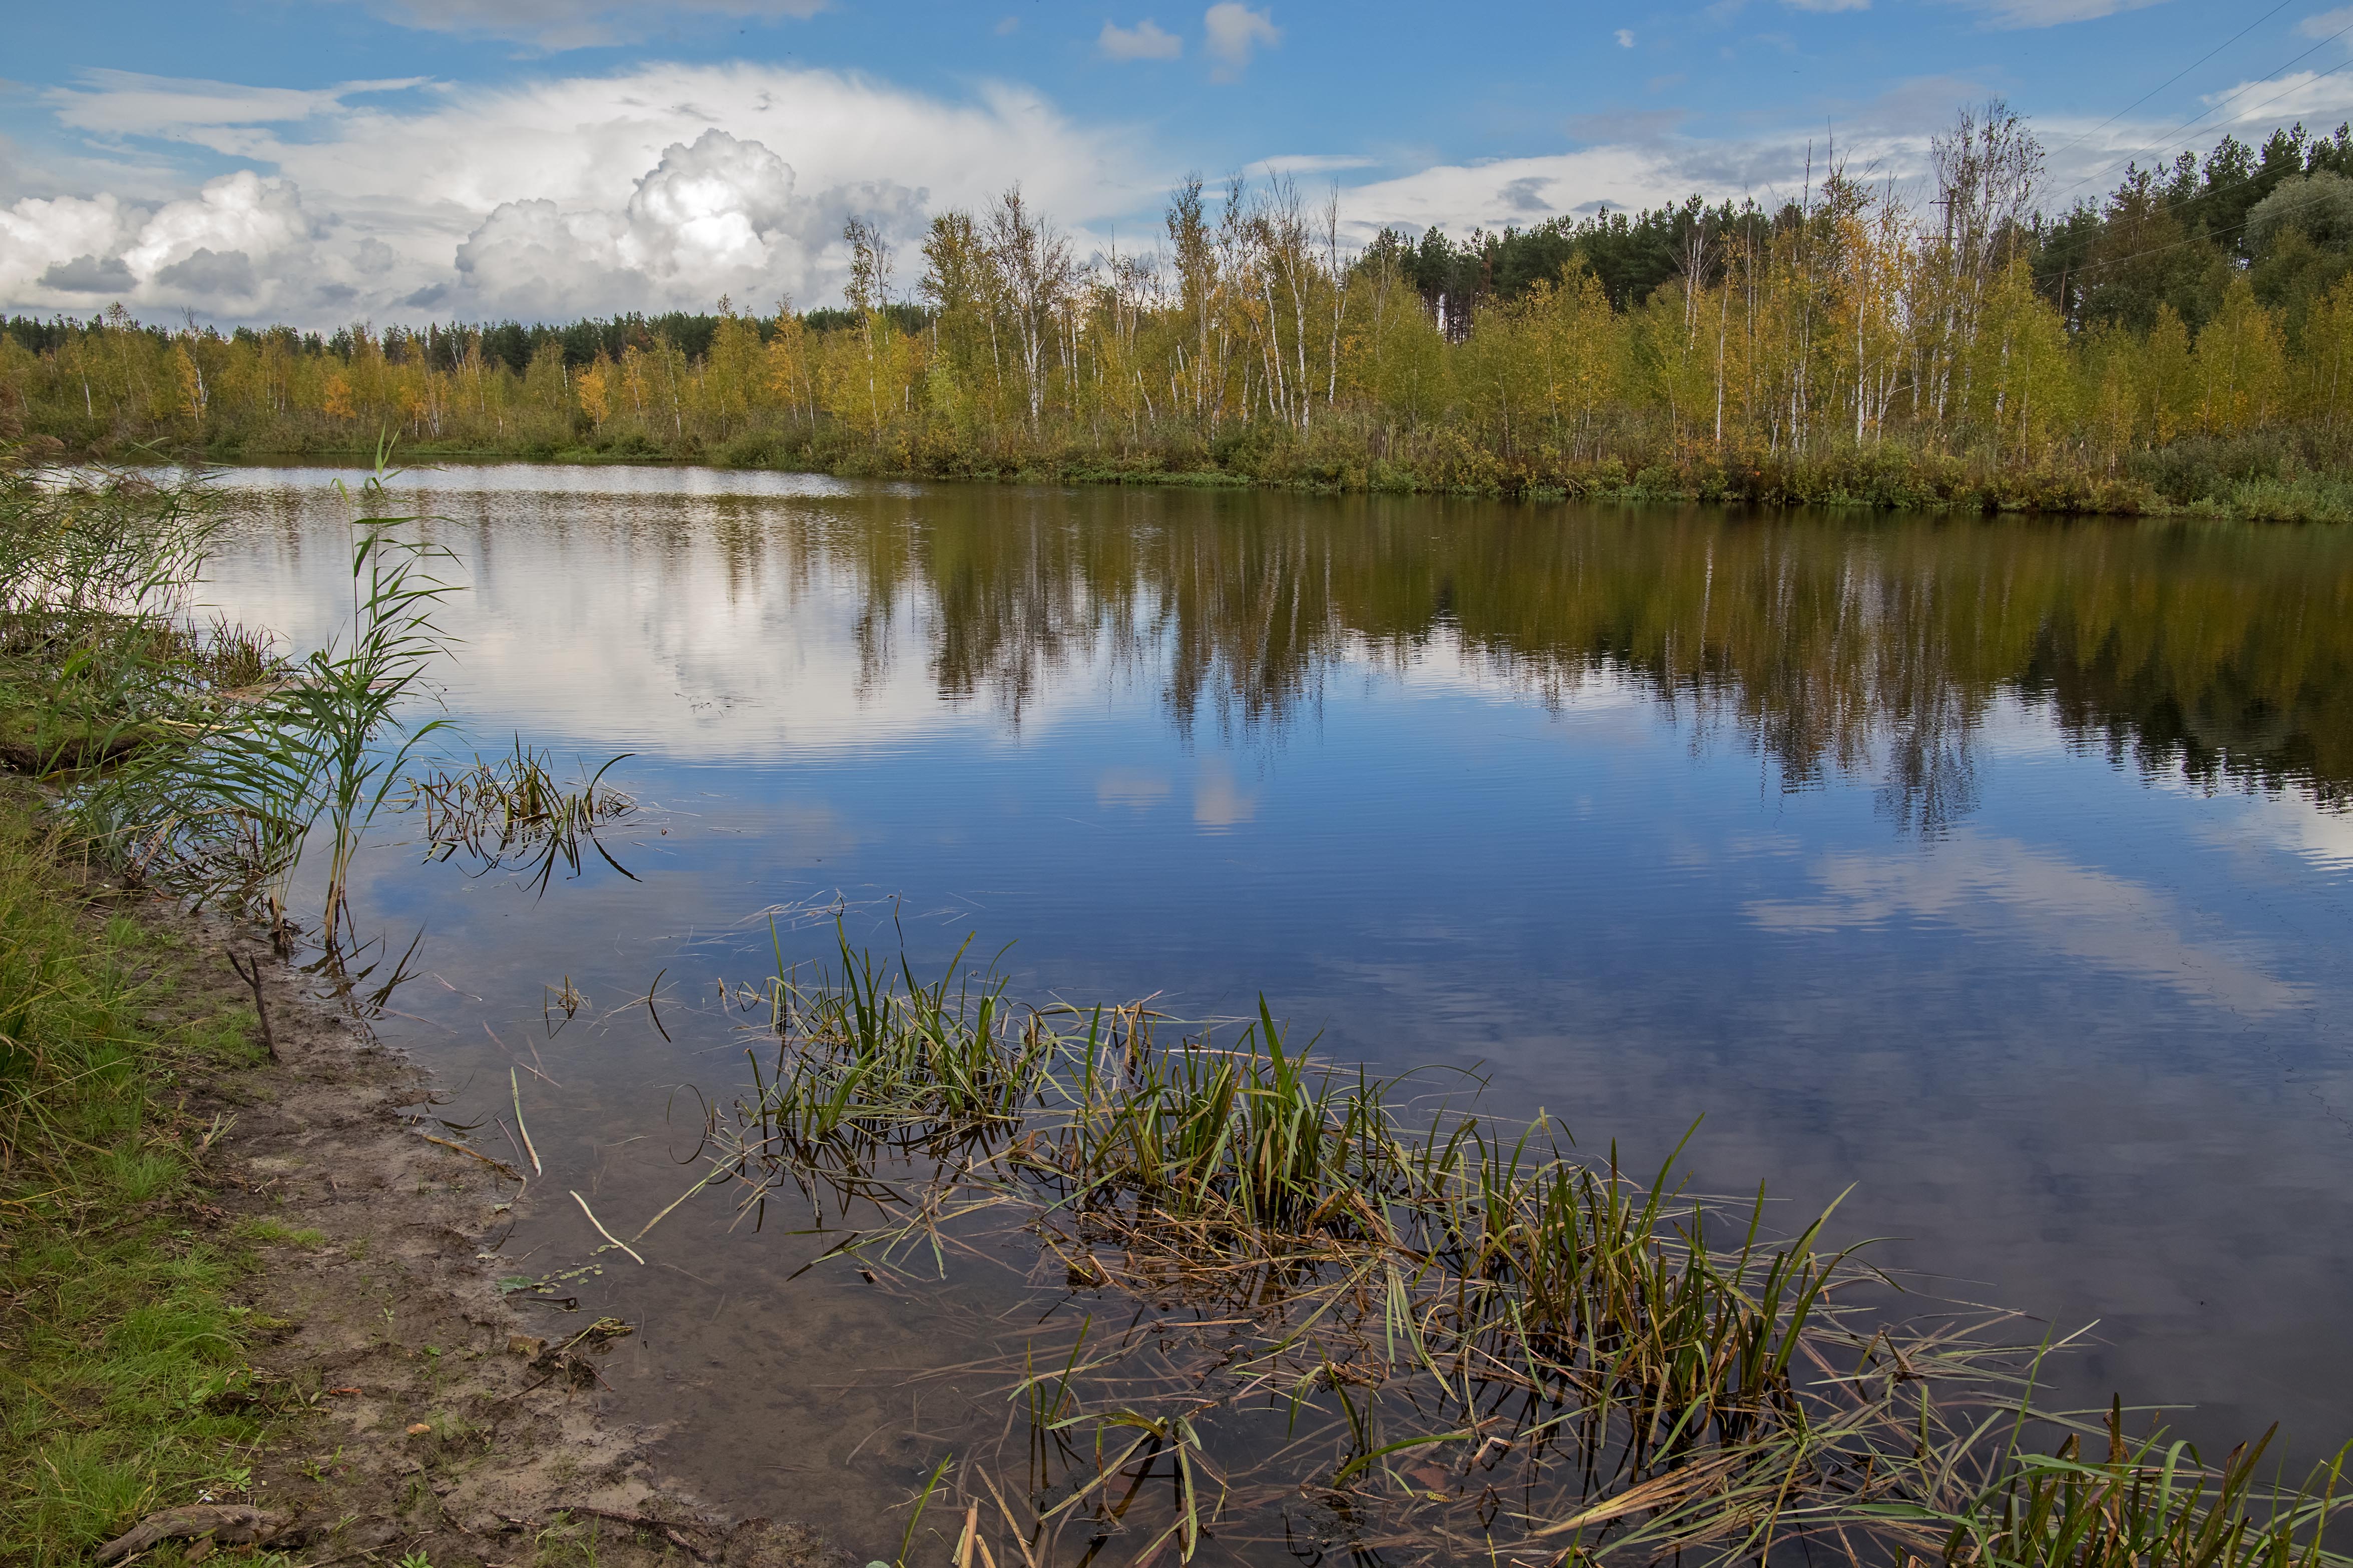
[659,932,2353,1567]
[400,740,636,893]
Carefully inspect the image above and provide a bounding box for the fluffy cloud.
[121,172,312,285]
[2,194,129,290]
[617,130,798,279]
[2,63,1151,326]
[1203,4,1280,76]
[447,129,931,317]
[1100,20,1184,61]
[1,173,324,315]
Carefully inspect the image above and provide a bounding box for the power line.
[2053,123,2353,281]
[2047,14,2353,207]
[2044,0,2297,166]
[2073,213,2256,276]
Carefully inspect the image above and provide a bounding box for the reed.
[0,456,235,774]
[669,934,2353,1568]
[5,444,636,975]
[75,440,461,943]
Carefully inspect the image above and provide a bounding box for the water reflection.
[1749,830,2304,1014]
[212,471,2353,826]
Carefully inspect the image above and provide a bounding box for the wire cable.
[2048,15,2353,207]
[2044,0,2298,166]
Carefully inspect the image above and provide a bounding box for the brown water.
[203,466,2353,1561]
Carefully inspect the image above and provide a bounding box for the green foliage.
[2247,172,2353,259]
[0,457,245,775]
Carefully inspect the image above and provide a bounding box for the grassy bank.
[0,784,282,1566]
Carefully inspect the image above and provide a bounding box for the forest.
[10,103,2353,518]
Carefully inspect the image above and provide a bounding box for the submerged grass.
[0,783,284,1567]
[668,933,2353,1567]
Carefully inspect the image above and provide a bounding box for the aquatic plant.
[400,740,635,892]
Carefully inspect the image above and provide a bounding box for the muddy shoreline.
[165,902,853,1568]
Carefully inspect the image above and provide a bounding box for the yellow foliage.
[2193,277,2287,436]
[577,356,612,426]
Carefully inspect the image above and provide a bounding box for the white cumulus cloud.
[1100,19,1184,60]
[1203,3,1280,76]
[2,173,329,316]
[2,194,132,292]
[447,129,929,318]
[122,172,313,286]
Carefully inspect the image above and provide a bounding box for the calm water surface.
[205,464,2353,1556]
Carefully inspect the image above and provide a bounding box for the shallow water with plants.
[189,463,2353,1564]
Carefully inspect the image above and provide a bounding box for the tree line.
[9,102,2353,518]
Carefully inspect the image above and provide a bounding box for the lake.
[204,464,2353,1560]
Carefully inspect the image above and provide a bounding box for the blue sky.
[2,0,2347,326]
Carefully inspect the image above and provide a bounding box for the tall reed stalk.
[78,443,458,944]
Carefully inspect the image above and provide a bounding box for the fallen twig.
[96,1505,287,1563]
[226,949,276,1062]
